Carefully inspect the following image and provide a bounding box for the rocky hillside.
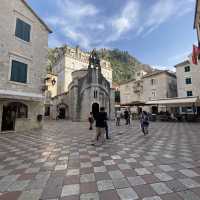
[47,47,152,84]
[97,48,151,84]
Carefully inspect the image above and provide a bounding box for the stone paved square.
[117,187,139,200]
[0,121,200,199]
[127,176,146,186]
[150,182,173,195]
[113,178,130,189]
[61,184,80,197]
[97,180,114,191]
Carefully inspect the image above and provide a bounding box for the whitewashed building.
[0,0,52,132]
[175,58,200,114]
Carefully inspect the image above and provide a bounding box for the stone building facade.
[50,51,115,121]
[175,59,200,98]
[142,70,177,113]
[175,58,200,113]
[120,66,152,105]
[44,73,57,119]
[120,70,177,113]
[142,70,177,102]
[0,0,51,132]
[52,45,113,95]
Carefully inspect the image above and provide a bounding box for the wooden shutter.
[11,61,19,82]
[19,62,27,83]
[11,60,27,83]
[15,18,31,42]
[24,22,31,42]
[15,19,23,39]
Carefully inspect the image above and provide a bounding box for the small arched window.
[94,90,98,99]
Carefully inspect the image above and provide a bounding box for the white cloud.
[63,28,91,49]
[150,64,175,71]
[59,0,98,20]
[46,0,141,49]
[109,1,140,42]
[46,0,194,50]
[139,0,195,36]
[46,0,100,49]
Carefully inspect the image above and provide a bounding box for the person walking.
[127,111,131,125]
[104,110,110,139]
[140,111,149,135]
[88,112,94,130]
[116,110,121,126]
[124,109,129,125]
[93,107,107,146]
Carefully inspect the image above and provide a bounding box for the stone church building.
[49,50,115,121]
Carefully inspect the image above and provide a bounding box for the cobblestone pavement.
[0,120,200,200]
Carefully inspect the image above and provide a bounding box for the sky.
[27,0,197,70]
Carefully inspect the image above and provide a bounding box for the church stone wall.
[52,46,113,94]
[79,89,93,121]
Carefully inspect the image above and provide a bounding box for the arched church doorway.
[1,102,28,131]
[92,103,99,120]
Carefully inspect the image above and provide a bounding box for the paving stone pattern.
[0,120,200,199]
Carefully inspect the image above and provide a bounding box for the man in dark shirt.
[124,110,130,125]
[94,107,107,145]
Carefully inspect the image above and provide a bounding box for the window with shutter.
[187,91,193,97]
[184,66,190,72]
[185,78,192,84]
[15,18,31,42]
[11,60,27,83]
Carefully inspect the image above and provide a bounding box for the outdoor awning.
[121,101,146,106]
[0,89,44,102]
[146,97,200,106]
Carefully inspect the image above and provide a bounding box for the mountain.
[47,47,152,84]
[47,48,62,73]
[97,48,149,84]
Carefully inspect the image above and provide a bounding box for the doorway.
[1,102,28,132]
[57,103,69,119]
[44,105,50,116]
[152,106,158,114]
[59,107,66,119]
[1,106,16,131]
[92,103,99,120]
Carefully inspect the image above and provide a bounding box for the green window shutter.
[11,61,19,82]
[15,18,31,42]
[19,62,27,83]
[15,19,23,39]
[11,60,27,83]
[23,22,31,42]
